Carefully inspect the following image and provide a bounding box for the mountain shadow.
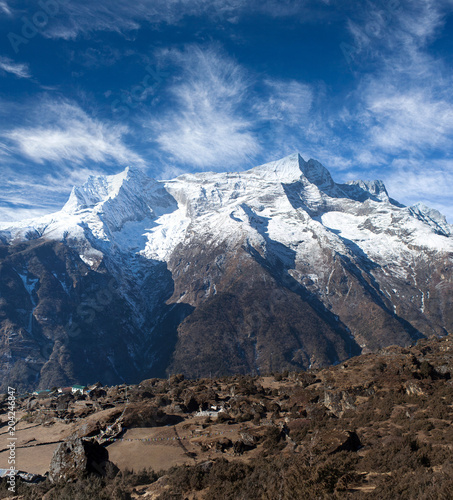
[240,203,362,362]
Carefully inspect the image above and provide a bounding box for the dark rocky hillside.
[0,239,187,393]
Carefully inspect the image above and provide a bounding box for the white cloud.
[384,159,453,222]
[386,159,453,197]
[258,0,330,18]
[397,0,444,45]
[5,101,144,167]
[345,0,446,70]
[0,1,11,15]
[0,141,13,157]
[4,166,104,194]
[0,206,51,223]
[364,88,453,154]
[341,0,452,115]
[41,0,245,39]
[0,56,30,78]
[0,163,110,222]
[325,0,453,176]
[150,45,260,168]
[34,0,328,40]
[145,44,323,170]
[254,79,313,125]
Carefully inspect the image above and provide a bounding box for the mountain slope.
[1,153,452,390]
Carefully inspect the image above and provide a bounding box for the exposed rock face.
[0,239,183,392]
[329,430,362,454]
[49,436,118,483]
[1,154,453,390]
[323,390,358,416]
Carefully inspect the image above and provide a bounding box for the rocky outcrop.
[49,436,119,483]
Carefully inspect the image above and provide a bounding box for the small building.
[32,389,51,397]
[71,385,88,395]
[58,387,73,394]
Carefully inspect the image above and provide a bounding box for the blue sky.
[0,0,453,221]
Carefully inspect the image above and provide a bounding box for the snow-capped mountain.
[1,153,452,391]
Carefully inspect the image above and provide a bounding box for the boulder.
[49,436,119,483]
[89,387,107,400]
[328,431,362,454]
[233,437,257,455]
[405,381,426,396]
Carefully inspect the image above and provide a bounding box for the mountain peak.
[301,158,335,191]
[249,154,338,194]
[340,179,390,203]
[62,166,152,213]
[409,203,452,236]
[250,153,305,182]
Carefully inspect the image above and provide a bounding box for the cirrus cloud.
[0,56,30,78]
[364,88,453,155]
[149,45,260,168]
[5,100,144,167]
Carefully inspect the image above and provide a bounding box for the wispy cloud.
[74,46,125,68]
[384,158,453,222]
[0,141,13,157]
[0,205,52,223]
[25,0,330,40]
[363,88,453,155]
[4,100,144,167]
[40,0,242,39]
[150,45,260,168]
[345,0,446,72]
[0,0,11,15]
[0,56,31,78]
[365,1,453,156]
[147,45,325,170]
[142,1,453,181]
[254,79,313,125]
[0,163,107,222]
[320,0,453,179]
